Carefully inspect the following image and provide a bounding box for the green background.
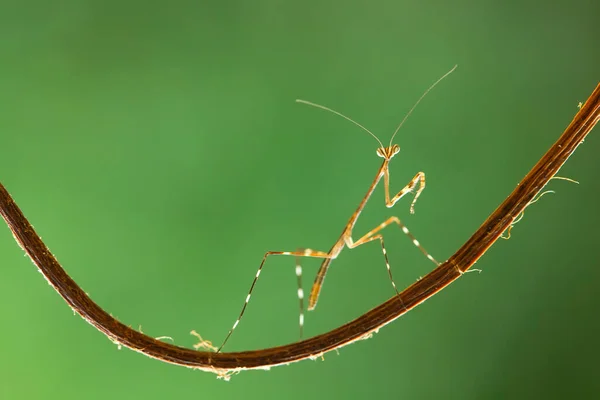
[1,1,598,398]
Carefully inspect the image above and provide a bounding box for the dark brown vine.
[1,83,599,379]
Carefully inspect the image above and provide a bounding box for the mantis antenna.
[295,99,385,149]
[296,64,458,148]
[389,64,458,147]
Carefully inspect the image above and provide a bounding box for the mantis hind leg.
[218,248,332,352]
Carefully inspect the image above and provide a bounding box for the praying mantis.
[218,65,457,352]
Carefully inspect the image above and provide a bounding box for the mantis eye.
[376,148,386,158]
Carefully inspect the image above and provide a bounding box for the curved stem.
[1,83,599,378]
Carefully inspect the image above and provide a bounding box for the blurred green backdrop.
[1,0,599,399]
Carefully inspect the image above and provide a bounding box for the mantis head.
[376,145,400,160]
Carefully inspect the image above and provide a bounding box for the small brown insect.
[218,65,457,352]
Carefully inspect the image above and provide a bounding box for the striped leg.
[218,248,332,353]
[346,216,439,307]
[348,233,402,298]
[385,171,426,214]
[352,216,439,266]
[389,217,439,265]
[294,250,305,338]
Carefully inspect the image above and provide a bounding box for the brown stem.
[1,84,599,378]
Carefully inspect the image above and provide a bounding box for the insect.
[218,65,457,352]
